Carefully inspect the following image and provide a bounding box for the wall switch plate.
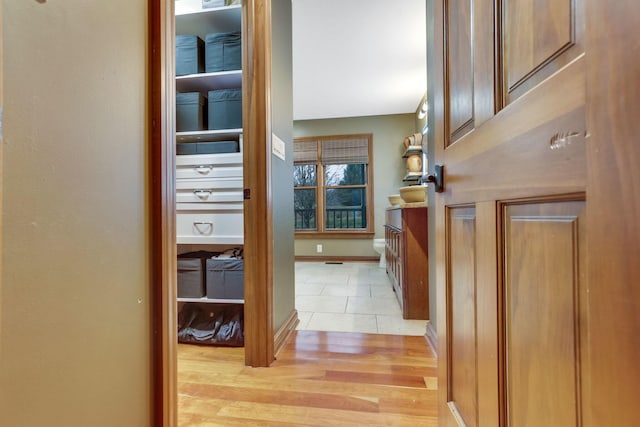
[316,244,323,253]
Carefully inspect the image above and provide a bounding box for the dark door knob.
[422,164,444,193]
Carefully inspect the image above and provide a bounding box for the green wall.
[271,0,295,332]
[294,114,416,257]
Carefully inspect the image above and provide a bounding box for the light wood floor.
[178,330,438,426]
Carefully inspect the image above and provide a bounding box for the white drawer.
[176,210,243,244]
[176,152,243,167]
[175,177,243,204]
[176,164,243,180]
[176,189,243,204]
[175,177,242,190]
[176,202,243,211]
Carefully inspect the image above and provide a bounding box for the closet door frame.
[149,0,275,424]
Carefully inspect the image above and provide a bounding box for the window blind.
[293,140,318,165]
[320,137,369,165]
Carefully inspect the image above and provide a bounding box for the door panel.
[503,0,584,104]
[445,0,474,142]
[503,201,585,426]
[447,207,477,427]
[444,0,496,144]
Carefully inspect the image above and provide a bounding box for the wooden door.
[431,0,590,425]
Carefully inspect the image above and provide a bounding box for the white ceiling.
[292,0,427,121]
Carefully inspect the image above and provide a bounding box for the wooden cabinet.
[384,207,428,320]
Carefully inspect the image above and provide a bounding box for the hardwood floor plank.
[266,357,437,376]
[181,382,381,413]
[178,331,437,425]
[323,369,430,388]
[197,375,438,400]
[215,400,438,427]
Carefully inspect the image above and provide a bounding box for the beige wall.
[1,2,151,426]
[293,114,415,257]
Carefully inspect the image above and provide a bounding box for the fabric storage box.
[206,258,244,299]
[208,89,242,130]
[177,140,239,155]
[176,35,204,76]
[176,92,207,132]
[205,31,241,72]
[177,251,216,298]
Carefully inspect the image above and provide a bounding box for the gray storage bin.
[208,89,242,130]
[205,32,241,72]
[177,258,205,298]
[178,251,220,298]
[206,258,244,299]
[176,35,204,76]
[177,140,239,155]
[176,92,207,132]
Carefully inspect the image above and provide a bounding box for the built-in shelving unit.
[175,1,245,315]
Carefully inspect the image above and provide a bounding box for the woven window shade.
[320,137,369,165]
[293,140,318,165]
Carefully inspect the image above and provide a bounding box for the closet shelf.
[177,297,244,304]
[402,145,424,158]
[177,235,244,245]
[403,172,423,182]
[176,4,241,38]
[177,129,243,143]
[176,70,242,93]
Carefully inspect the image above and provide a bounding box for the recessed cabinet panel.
[447,206,478,427]
[502,0,584,104]
[503,201,585,426]
[445,0,474,144]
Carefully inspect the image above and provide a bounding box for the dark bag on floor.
[177,302,244,346]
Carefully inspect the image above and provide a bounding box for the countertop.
[386,201,428,210]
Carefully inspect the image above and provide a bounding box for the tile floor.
[295,261,427,336]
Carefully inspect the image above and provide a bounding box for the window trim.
[294,133,374,237]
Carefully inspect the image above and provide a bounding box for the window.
[294,134,374,237]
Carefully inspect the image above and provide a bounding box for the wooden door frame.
[583,1,640,425]
[149,0,275,424]
[0,0,3,360]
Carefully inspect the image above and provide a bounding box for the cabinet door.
[432,0,587,425]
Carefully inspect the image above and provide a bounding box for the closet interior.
[174,0,245,347]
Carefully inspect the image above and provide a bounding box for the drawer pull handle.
[193,221,213,234]
[193,189,213,200]
[195,165,214,174]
